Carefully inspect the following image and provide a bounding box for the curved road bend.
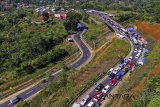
[72,10,143,107]
[0,23,92,107]
[70,23,92,68]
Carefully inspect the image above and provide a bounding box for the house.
[54,13,67,19]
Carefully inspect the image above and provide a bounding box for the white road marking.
[8,102,11,105]
[26,90,33,95]
[24,90,42,101]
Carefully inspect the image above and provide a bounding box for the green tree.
[64,12,82,33]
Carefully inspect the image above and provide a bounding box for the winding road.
[0,23,92,107]
[72,10,144,107]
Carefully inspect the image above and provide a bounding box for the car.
[128,56,133,61]
[72,103,81,107]
[127,61,133,68]
[135,53,140,59]
[114,66,121,72]
[138,61,144,65]
[87,101,95,107]
[67,38,74,42]
[123,61,127,65]
[80,95,91,106]
[102,85,111,93]
[109,72,116,79]
[92,92,105,102]
[134,48,138,53]
[138,49,142,53]
[107,68,114,75]
[118,64,125,70]
[116,34,125,39]
[109,79,118,86]
[120,28,127,33]
[9,96,21,104]
[123,67,129,74]
[95,84,104,92]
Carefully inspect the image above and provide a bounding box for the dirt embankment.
[135,20,160,43]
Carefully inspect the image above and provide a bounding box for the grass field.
[84,15,113,49]
[17,39,131,107]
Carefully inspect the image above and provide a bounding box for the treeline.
[0,9,69,85]
[75,0,160,23]
[5,0,55,4]
[133,75,160,107]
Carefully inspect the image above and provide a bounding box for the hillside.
[0,9,78,93]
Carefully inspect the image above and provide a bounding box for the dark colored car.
[109,73,116,79]
[124,67,129,75]
[95,84,104,92]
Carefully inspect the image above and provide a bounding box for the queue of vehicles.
[72,10,146,107]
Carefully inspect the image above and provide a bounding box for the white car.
[128,56,133,61]
[107,68,114,75]
[67,38,73,42]
[116,34,125,39]
[80,95,91,106]
[134,48,138,53]
[135,53,140,59]
[72,103,81,107]
[138,49,142,53]
[115,66,121,71]
[138,61,144,65]
[87,101,95,107]
[102,85,111,93]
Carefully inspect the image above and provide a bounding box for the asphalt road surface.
[70,23,91,68]
[72,10,144,107]
[0,23,91,107]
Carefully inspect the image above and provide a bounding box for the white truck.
[132,37,138,44]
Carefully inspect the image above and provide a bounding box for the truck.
[115,71,123,80]
[120,28,128,35]
[132,37,138,45]
[9,96,21,104]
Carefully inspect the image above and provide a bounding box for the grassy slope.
[17,39,131,107]
[105,31,160,107]
[84,15,113,49]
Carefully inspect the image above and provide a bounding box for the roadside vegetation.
[77,0,160,23]
[0,9,79,95]
[83,15,113,49]
[17,39,131,107]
